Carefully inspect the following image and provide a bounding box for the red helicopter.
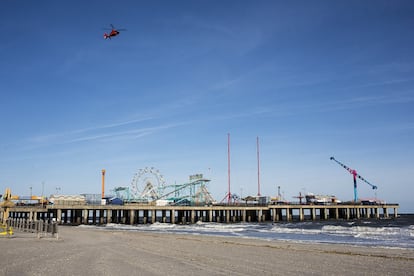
[103,24,126,40]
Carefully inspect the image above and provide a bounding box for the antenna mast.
[227,133,231,203]
[257,136,261,196]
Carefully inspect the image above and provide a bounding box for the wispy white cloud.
[210,77,242,91]
[26,117,188,150]
[323,93,414,110]
[31,117,154,144]
[344,78,414,90]
[254,92,414,121]
[64,123,183,144]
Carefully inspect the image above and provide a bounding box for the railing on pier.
[6,218,59,239]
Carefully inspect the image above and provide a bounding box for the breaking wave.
[78,215,414,249]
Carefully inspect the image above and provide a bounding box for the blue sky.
[1,1,413,212]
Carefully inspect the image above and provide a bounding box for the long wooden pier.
[2,203,399,225]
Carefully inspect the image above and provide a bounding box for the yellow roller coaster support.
[1,188,14,236]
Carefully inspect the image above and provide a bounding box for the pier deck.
[2,203,399,225]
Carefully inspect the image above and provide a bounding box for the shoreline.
[1,226,413,275]
[79,222,414,251]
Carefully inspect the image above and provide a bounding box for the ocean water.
[81,214,414,249]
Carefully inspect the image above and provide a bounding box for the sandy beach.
[1,226,413,275]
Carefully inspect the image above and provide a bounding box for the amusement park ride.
[330,157,378,202]
[113,167,215,206]
[1,188,14,235]
[1,187,50,235]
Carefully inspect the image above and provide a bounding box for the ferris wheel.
[130,167,166,202]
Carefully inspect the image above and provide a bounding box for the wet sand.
[1,226,413,275]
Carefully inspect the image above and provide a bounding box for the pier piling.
[1,204,399,226]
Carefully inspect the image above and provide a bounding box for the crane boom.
[330,157,377,202]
